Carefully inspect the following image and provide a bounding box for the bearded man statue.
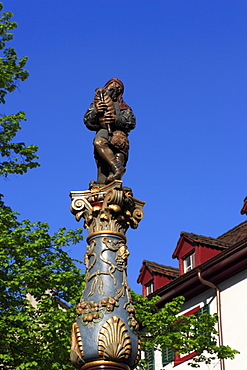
[84,78,136,185]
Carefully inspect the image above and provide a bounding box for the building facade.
[137,221,247,369]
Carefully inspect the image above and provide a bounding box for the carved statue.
[84,78,136,185]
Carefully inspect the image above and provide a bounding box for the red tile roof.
[175,221,247,255]
[217,220,247,244]
[172,231,230,259]
[141,260,179,277]
[180,232,231,249]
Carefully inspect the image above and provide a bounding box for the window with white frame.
[183,252,195,273]
[146,281,154,295]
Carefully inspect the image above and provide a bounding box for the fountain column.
[70,180,145,370]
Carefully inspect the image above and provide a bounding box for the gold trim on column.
[87,231,127,243]
[70,322,84,368]
[81,360,130,370]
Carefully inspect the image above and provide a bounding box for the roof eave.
[153,238,247,307]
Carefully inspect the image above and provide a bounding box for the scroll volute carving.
[104,188,124,208]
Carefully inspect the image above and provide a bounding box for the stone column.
[69,180,145,370]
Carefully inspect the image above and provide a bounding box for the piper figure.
[84,78,136,185]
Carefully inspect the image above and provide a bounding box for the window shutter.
[162,347,174,366]
[144,348,154,370]
[197,304,210,318]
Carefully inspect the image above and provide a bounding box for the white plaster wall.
[154,349,164,370]
[150,268,247,370]
[219,269,247,370]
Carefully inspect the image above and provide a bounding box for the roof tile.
[217,220,247,244]
[142,260,179,277]
[180,232,231,249]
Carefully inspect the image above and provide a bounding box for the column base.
[81,360,130,370]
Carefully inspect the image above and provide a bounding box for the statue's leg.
[94,137,125,183]
[115,152,125,167]
[94,137,116,166]
[105,152,126,183]
[105,152,124,182]
[107,152,125,177]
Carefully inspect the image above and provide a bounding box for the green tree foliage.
[132,292,239,368]
[0,199,85,370]
[0,2,39,176]
[0,3,85,369]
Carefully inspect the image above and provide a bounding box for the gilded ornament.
[132,340,141,369]
[118,245,130,261]
[129,218,138,229]
[84,240,97,271]
[75,211,84,221]
[81,360,131,370]
[132,207,144,220]
[108,204,121,213]
[86,214,93,224]
[116,215,125,222]
[99,212,110,222]
[126,303,139,332]
[92,205,102,213]
[98,316,132,360]
[88,274,104,297]
[104,188,123,206]
[77,297,121,328]
[70,323,84,369]
[91,186,101,193]
[78,299,104,327]
[84,253,89,268]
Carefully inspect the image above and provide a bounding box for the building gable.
[173,232,230,275]
[137,260,179,296]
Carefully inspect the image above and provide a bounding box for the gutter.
[197,269,225,370]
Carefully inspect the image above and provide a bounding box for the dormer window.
[137,261,179,296]
[146,281,154,295]
[183,252,195,273]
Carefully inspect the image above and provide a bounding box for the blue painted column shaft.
[70,181,145,370]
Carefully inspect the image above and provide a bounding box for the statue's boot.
[106,153,126,183]
[94,137,125,182]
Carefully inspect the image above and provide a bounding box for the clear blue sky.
[1,0,247,293]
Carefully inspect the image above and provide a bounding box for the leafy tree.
[132,292,239,368]
[0,2,39,177]
[0,3,85,369]
[0,200,84,370]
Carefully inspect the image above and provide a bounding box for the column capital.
[70,181,145,236]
